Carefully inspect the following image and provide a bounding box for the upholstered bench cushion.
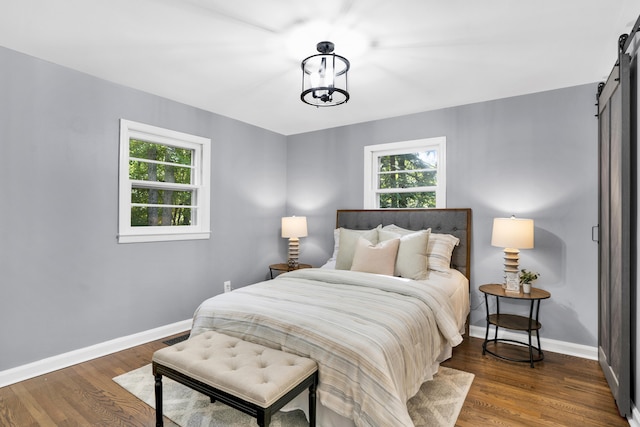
[152,331,318,408]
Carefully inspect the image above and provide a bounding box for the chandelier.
[300,41,350,107]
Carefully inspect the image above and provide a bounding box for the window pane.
[129,160,193,184]
[131,188,193,206]
[129,139,192,166]
[378,151,437,172]
[378,191,436,208]
[131,206,193,226]
[379,170,436,189]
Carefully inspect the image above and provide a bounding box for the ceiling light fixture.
[301,41,350,107]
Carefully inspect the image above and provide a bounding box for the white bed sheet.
[322,259,469,332]
[416,269,470,332]
[268,265,469,427]
[305,264,469,426]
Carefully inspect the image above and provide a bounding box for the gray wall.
[0,46,288,371]
[0,43,602,373]
[287,83,599,347]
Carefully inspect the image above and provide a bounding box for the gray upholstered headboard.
[336,209,472,280]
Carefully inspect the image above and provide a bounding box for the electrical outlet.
[224,281,231,293]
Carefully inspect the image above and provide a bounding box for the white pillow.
[381,224,415,236]
[427,233,460,273]
[335,226,380,270]
[382,224,459,273]
[327,228,341,262]
[350,237,400,276]
[378,228,430,279]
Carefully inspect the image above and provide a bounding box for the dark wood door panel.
[597,51,632,419]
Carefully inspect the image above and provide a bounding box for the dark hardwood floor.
[0,334,628,426]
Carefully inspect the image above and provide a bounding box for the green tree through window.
[378,152,437,208]
[129,139,194,226]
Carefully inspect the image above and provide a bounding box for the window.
[364,137,446,209]
[118,119,211,243]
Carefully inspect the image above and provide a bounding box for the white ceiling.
[2,0,640,135]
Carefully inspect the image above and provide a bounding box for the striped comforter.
[190,268,463,427]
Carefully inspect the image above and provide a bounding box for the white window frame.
[118,119,211,243]
[364,137,446,209]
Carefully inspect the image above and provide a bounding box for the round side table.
[479,283,551,368]
[269,263,312,279]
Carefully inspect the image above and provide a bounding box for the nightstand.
[479,283,551,368]
[269,263,312,279]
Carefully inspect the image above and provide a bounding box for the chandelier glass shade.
[301,41,350,107]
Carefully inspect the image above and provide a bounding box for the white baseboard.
[468,325,598,360]
[0,319,191,388]
[628,403,639,427]
[0,323,610,388]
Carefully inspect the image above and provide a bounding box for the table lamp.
[282,216,308,268]
[491,216,534,291]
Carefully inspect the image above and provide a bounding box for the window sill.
[117,231,210,244]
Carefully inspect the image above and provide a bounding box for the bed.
[190,208,472,427]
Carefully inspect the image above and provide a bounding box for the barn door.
[597,41,631,419]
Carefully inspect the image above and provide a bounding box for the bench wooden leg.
[257,408,270,426]
[154,374,163,427]
[309,376,317,427]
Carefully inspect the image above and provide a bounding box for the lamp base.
[502,248,520,291]
[288,238,300,269]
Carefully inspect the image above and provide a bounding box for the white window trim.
[363,137,446,209]
[118,119,211,243]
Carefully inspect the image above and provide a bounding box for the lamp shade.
[282,216,308,238]
[491,217,534,249]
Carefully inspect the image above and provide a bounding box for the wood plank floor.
[442,338,628,426]
[0,334,628,426]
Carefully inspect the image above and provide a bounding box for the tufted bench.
[152,331,318,427]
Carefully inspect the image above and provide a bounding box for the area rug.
[114,364,473,427]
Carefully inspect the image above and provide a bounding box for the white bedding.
[416,269,470,332]
[322,259,469,332]
[190,268,468,427]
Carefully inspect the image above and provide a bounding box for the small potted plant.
[519,269,540,294]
